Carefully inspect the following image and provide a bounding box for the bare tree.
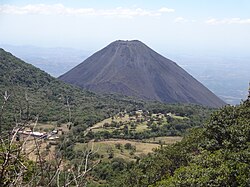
[0,92,99,187]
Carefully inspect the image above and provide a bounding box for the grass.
[92,128,113,133]
[135,123,148,132]
[90,114,131,129]
[74,136,182,161]
[33,122,70,133]
[22,136,56,161]
[172,115,189,120]
[86,111,189,139]
[83,111,186,159]
[21,122,69,161]
[91,122,149,134]
[74,139,160,160]
[144,136,183,144]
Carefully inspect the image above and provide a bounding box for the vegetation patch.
[74,139,160,161]
[86,109,204,140]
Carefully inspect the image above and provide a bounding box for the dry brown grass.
[75,139,161,160]
[21,136,57,162]
[144,136,183,144]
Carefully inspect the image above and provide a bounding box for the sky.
[0,0,250,56]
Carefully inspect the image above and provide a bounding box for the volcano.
[59,40,226,107]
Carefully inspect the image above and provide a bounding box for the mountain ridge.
[59,40,226,107]
[0,48,147,130]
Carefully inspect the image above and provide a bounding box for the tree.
[155,99,250,187]
[110,98,250,187]
[115,143,122,150]
[124,143,132,150]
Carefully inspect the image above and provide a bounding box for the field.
[75,139,159,160]
[21,136,56,161]
[74,136,182,161]
[20,122,70,161]
[32,122,70,133]
[144,136,183,144]
[86,110,188,136]
[22,111,185,162]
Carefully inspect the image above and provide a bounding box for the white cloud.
[158,7,175,13]
[206,18,250,25]
[173,17,196,23]
[174,17,188,23]
[0,4,175,18]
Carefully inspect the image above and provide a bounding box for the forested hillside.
[107,97,250,187]
[0,48,146,131]
[0,48,213,134]
[1,48,249,186]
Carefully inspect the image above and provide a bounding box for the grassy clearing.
[90,114,131,130]
[74,139,160,160]
[21,122,69,161]
[135,123,148,132]
[33,122,69,133]
[144,136,183,144]
[91,118,113,129]
[172,115,189,120]
[22,136,56,161]
[74,136,181,160]
[92,128,113,133]
[87,111,188,137]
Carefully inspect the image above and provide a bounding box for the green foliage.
[204,101,250,151]
[109,99,250,187]
[2,48,249,186]
[91,106,213,141]
[154,99,250,187]
[0,49,145,133]
[0,142,35,186]
[92,158,130,182]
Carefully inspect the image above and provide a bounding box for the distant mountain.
[0,48,145,130]
[59,40,226,108]
[0,45,89,77]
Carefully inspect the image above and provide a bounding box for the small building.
[52,129,58,134]
[31,132,46,138]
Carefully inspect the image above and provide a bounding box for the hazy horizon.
[0,0,249,104]
[1,42,249,105]
[1,0,250,57]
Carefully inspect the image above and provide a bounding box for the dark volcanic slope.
[0,48,147,129]
[59,40,226,107]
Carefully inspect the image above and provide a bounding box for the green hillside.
[0,48,146,131]
[107,97,250,187]
[0,48,213,134]
[1,48,247,187]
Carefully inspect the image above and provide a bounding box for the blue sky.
[0,0,250,55]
